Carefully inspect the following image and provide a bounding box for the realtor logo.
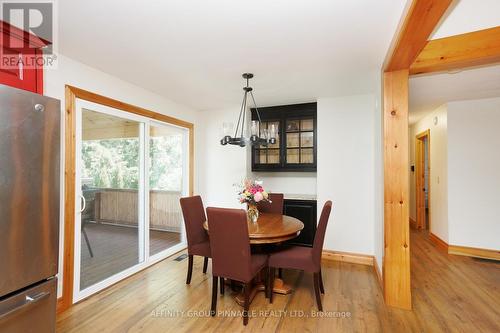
[1,0,58,68]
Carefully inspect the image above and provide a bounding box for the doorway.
[415,130,430,230]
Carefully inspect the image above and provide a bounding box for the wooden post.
[383,70,411,310]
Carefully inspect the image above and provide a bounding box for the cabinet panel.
[283,199,317,247]
[0,25,45,94]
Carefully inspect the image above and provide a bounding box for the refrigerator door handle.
[0,291,50,321]
[80,193,86,213]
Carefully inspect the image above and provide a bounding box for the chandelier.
[220,73,277,147]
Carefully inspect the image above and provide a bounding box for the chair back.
[312,201,333,267]
[257,193,284,214]
[180,196,209,250]
[206,207,252,282]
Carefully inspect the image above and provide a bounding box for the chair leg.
[319,269,325,294]
[203,257,209,274]
[186,255,193,284]
[269,267,275,303]
[220,277,225,295]
[211,276,218,316]
[278,268,283,279]
[264,267,269,299]
[313,272,323,311]
[243,283,250,326]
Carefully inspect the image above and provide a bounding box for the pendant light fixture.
[220,73,277,147]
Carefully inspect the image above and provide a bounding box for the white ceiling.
[409,64,500,124]
[431,0,500,39]
[58,0,406,111]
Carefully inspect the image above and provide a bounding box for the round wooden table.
[203,213,304,306]
[202,213,304,244]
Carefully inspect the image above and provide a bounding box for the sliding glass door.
[74,100,187,302]
[148,123,187,256]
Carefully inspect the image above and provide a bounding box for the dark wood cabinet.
[283,199,317,247]
[251,102,317,172]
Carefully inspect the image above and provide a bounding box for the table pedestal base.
[234,278,292,306]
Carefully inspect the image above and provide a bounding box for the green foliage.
[82,134,183,191]
[149,135,183,191]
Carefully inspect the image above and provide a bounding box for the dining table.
[203,212,304,306]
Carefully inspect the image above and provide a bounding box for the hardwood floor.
[80,223,181,289]
[58,229,500,332]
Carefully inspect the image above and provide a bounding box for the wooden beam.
[410,26,500,75]
[383,70,411,310]
[385,0,453,71]
[382,0,452,311]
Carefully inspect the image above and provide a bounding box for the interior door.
[416,137,426,229]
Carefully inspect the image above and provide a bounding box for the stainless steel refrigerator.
[0,85,60,332]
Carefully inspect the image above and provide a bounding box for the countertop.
[283,193,317,201]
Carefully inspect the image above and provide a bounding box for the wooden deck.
[80,223,181,290]
[60,229,500,332]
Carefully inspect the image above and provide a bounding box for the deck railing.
[84,188,183,232]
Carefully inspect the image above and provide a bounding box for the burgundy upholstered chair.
[180,196,211,284]
[268,201,332,311]
[257,192,284,278]
[206,207,268,326]
[257,193,284,214]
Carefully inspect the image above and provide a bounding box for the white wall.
[317,94,377,255]
[44,54,199,298]
[448,97,500,250]
[197,107,248,209]
[249,173,317,196]
[409,105,448,242]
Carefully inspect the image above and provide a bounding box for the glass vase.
[247,203,259,223]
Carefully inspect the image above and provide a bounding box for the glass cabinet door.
[254,121,280,165]
[286,118,315,165]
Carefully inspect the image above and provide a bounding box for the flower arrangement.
[235,179,271,222]
[237,179,271,205]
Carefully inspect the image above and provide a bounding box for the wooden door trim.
[57,85,194,313]
[415,130,430,230]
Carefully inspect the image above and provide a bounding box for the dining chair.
[257,192,284,214]
[257,192,284,278]
[206,207,268,326]
[267,200,332,311]
[180,196,211,284]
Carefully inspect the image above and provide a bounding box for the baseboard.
[428,233,500,261]
[322,250,374,266]
[429,232,448,252]
[448,245,500,261]
[373,257,383,290]
[409,217,417,229]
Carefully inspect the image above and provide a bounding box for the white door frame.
[73,99,188,303]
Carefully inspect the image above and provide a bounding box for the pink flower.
[254,191,263,202]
